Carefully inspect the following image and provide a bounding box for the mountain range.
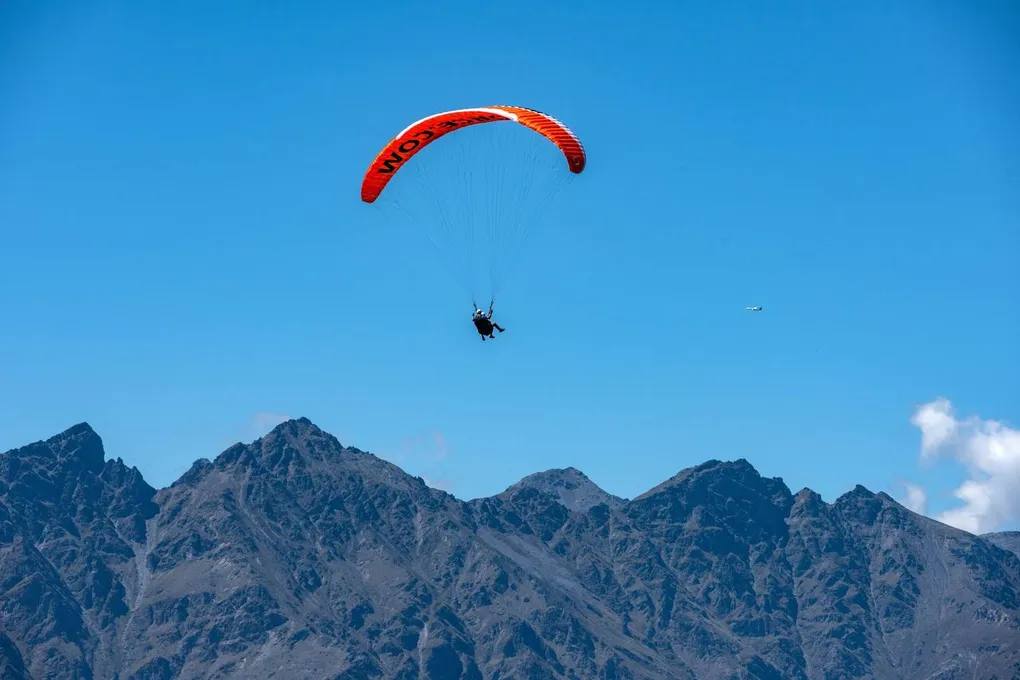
[1,419,1018,679]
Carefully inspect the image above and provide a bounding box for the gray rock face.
[2,420,1018,679]
[496,467,623,513]
[0,423,158,679]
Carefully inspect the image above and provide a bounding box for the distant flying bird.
[745,306,764,312]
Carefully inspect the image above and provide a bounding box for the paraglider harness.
[472,300,505,340]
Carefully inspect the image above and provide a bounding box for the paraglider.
[745,306,764,312]
[360,105,585,340]
[471,301,505,341]
[360,106,585,203]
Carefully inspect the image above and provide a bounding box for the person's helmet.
[474,309,484,317]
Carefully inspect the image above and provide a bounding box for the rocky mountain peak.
[261,417,333,456]
[791,487,826,514]
[0,423,112,507]
[262,416,321,442]
[211,417,347,474]
[832,483,895,525]
[633,457,787,504]
[13,422,107,474]
[500,466,622,512]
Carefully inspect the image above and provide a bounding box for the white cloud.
[910,398,1020,533]
[901,483,928,514]
[911,397,958,457]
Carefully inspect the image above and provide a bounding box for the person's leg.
[493,324,505,332]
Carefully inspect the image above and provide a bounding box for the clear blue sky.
[2,2,1017,518]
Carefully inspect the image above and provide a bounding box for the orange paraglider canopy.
[360,105,585,203]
